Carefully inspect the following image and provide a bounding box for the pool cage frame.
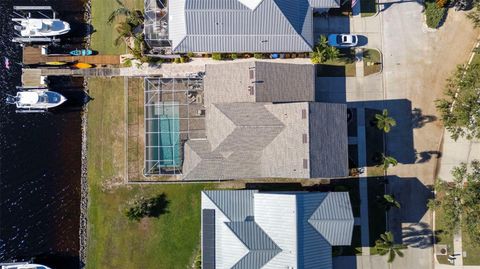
[144,0,172,52]
[144,77,204,176]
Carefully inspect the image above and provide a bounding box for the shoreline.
[79,0,92,267]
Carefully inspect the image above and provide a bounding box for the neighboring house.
[182,61,348,180]
[168,0,340,53]
[201,190,355,269]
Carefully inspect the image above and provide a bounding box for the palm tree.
[380,154,398,172]
[325,46,340,62]
[108,0,143,25]
[113,21,133,47]
[380,194,401,210]
[374,231,407,263]
[375,109,397,133]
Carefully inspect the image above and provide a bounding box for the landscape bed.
[86,77,215,268]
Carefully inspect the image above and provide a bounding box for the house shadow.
[387,176,434,245]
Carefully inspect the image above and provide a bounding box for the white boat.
[0,262,52,269]
[17,18,70,37]
[6,89,67,112]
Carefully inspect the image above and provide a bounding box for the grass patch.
[91,0,144,55]
[86,77,215,268]
[425,0,447,29]
[361,0,377,17]
[434,201,454,264]
[470,52,480,65]
[363,49,382,76]
[367,177,387,246]
[316,49,356,77]
[463,231,480,265]
[365,108,385,168]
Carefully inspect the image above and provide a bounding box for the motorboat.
[70,49,93,56]
[16,18,70,37]
[0,262,52,269]
[6,88,67,112]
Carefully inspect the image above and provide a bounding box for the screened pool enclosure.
[144,77,205,176]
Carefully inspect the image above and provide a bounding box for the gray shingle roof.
[204,61,315,106]
[169,0,314,53]
[201,190,355,269]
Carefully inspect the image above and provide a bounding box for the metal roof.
[201,190,355,269]
[169,0,314,53]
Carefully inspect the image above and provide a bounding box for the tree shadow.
[402,222,434,249]
[415,150,442,164]
[145,193,170,218]
[411,108,437,129]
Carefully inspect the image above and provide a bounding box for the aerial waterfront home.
[182,62,348,180]
[144,0,340,53]
[201,190,355,269]
[143,62,348,180]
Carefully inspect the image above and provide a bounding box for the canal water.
[0,0,87,268]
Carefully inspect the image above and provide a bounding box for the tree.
[430,161,480,245]
[380,154,398,173]
[435,64,480,141]
[379,194,401,210]
[467,2,480,28]
[374,231,407,263]
[375,109,397,133]
[325,46,340,62]
[108,0,144,25]
[113,21,133,47]
[311,35,340,64]
[125,193,169,221]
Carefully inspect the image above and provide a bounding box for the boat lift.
[11,6,61,44]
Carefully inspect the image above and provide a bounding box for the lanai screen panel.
[144,77,205,176]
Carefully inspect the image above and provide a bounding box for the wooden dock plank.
[23,46,120,65]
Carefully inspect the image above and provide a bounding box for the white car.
[328,34,358,47]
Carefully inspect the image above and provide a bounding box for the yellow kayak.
[74,63,93,69]
[45,61,67,66]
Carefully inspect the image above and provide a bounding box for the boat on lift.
[0,262,52,269]
[16,18,70,37]
[6,88,67,112]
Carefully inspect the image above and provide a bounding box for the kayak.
[74,62,92,69]
[45,61,67,65]
[70,49,93,56]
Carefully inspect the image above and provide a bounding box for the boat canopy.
[18,92,39,104]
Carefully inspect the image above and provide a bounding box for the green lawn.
[316,49,357,77]
[470,52,480,65]
[86,77,215,269]
[363,49,382,76]
[434,193,453,264]
[91,0,144,55]
[462,231,480,265]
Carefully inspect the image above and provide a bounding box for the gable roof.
[169,0,314,53]
[201,190,355,269]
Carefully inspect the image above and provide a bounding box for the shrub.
[425,0,446,28]
[253,53,264,59]
[231,53,239,60]
[212,53,224,61]
[187,52,195,58]
[180,56,189,63]
[174,57,181,64]
[125,193,169,222]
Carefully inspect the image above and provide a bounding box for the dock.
[23,46,120,65]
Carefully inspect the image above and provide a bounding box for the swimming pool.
[145,101,182,172]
